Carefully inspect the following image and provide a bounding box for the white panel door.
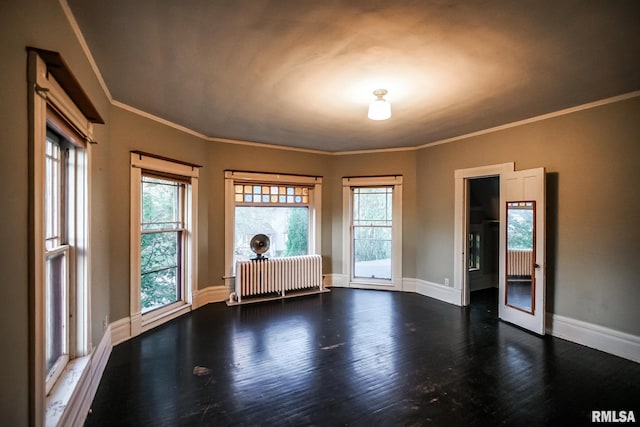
[499,168,546,334]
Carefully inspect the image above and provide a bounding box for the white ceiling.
[67,0,640,152]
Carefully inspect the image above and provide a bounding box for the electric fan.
[249,234,270,260]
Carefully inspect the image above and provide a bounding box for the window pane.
[234,206,308,261]
[354,187,392,223]
[140,177,183,310]
[353,237,392,279]
[141,177,181,230]
[45,137,62,250]
[352,187,393,280]
[141,231,180,312]
[354,225,392,241]
[141,267,179,313]
[235,183,311,206]
[46,252,67,374]
[507,205,534,249]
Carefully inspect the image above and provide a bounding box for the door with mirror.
[499,168,545,334]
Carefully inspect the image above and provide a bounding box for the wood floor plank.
[85,288,640,426]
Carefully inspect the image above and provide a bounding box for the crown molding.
[114,90,640,156]
[419,90,640,150]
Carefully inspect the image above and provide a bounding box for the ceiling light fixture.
[368,88,391,121]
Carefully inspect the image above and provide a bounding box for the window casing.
[130,153,199,336]
[224,171,322,285]
[343,176,403,290]
[28,47,100,426]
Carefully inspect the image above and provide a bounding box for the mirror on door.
[506,201,536,314]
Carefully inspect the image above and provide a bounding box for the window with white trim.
[224,171,322,280]
[140,174,186,313]
[130,153,199,335]
[352,186,394,280]
[28,47,100,425]
[343,176,403,289]
[44,128,77,394]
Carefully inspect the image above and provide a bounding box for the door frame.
[454,163,514,306]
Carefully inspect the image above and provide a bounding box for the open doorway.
[455,163,546,334]
[467,177,500,311]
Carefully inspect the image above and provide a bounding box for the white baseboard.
[324,274,404,290]
[402,277,418,292]
[546,313,640,363]
[193,285,229,308]
[324,274,348,288]
[407,278,639,363]
[408,278,462,306]
[111,317,131,346]
[109,285,230,348]
[50,324,113,427]
[326,276,462,306]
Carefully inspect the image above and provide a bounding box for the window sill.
[45,355,90,427]
[351,279,394,286]
[141,302,192,333]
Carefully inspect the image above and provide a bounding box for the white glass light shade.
[368,90,391,120]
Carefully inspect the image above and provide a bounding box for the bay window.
[224,171,322,286]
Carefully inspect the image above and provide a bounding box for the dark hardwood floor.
[85,288,640,426]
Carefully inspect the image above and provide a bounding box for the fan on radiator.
[249,234,270,260]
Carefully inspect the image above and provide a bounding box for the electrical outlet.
[444,278,449,286]
[103,315,109,331]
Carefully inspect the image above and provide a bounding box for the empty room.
[1,1,639,425]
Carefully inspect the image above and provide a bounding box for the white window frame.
[224,171,322,288]
[130,153,199,335]
[44,131,71,395]
[342,176,403,290]
[28,51,93,426]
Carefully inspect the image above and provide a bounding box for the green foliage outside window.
[285,208,308,256]
[234,206,309,260]
[507,208,534,250]
[141,232,179,311]
[353,188,392,263]
[140,177,183,312]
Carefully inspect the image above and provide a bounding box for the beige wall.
[0,0,112,424]
[107,107,209,321]
[416,96,640,336]
[205,141,333,285]
[108,107,333,321]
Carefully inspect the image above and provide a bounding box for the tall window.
[44,130,70,393]
[29,47,99,426]
[224,171,322,281]
[140,175,185,312]
[130,153,199,335]
[43,124,89,397]
[343,176,402,290]
[352,187,393,280]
